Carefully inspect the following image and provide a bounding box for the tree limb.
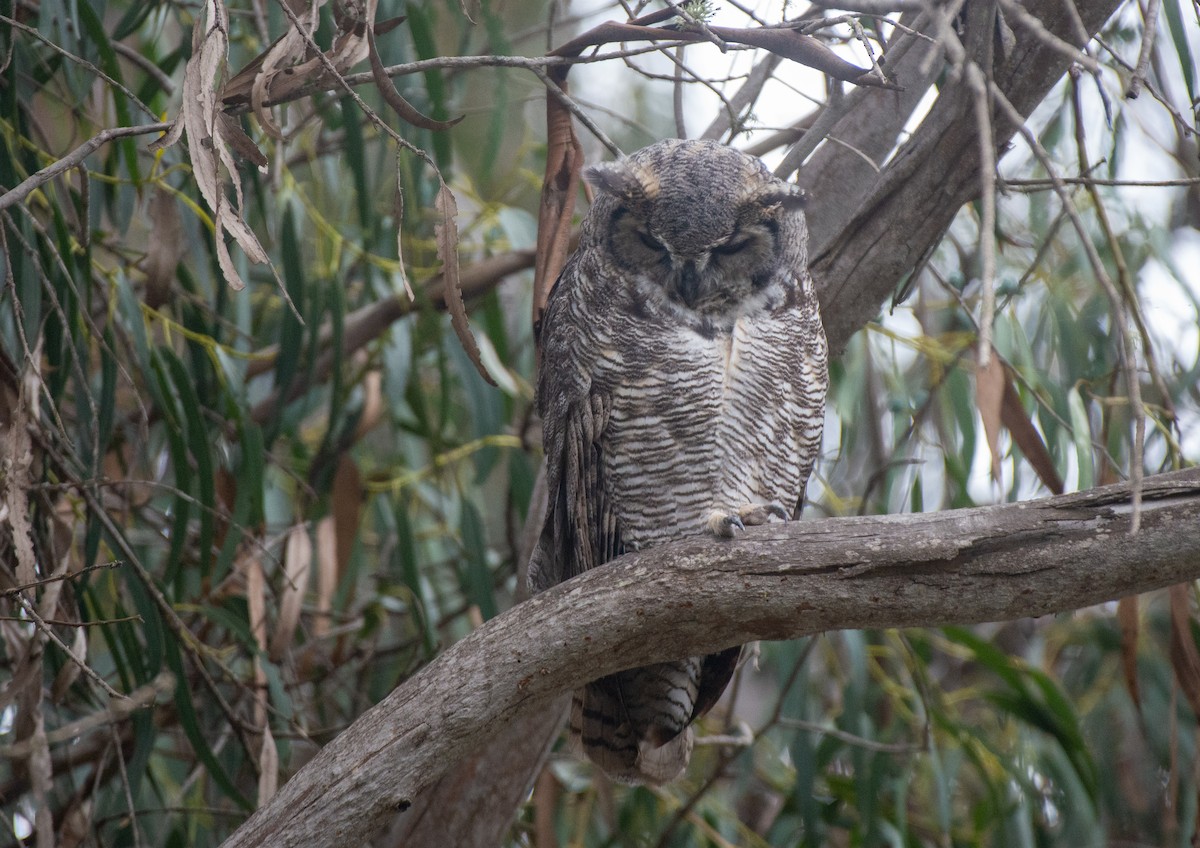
[809,0,1123,353]
[221,468,1200,847]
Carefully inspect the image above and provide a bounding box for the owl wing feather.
[529,279,624,593]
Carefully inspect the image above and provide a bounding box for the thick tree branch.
[808,0,1123,353]
[222,468,1200,847]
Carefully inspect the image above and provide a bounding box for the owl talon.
[737,502,791,526]
[706,511,745,538]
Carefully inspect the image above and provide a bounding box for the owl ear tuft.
[754,184,807,211]
[585,161,655,203]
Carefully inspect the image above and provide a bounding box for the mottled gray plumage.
[529,139,828,784]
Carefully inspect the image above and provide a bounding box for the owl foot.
[705,503,789,538]
[738,502,790,526]
[706,511,745,538]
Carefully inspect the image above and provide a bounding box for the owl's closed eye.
[585,145,808,318]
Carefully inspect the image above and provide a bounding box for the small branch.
[1000,176,1200,189]
[966,60,997,367]
[12,593,124,699]
[776,717,926,753]
[0,673,174,760]
[0,123,172,212]
[1,560,124,597]
[996,0,1101,75]
[1125,0,1161,98]
[805,0,923,11]
[531,66,622,157]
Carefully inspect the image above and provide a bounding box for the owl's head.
[582,139,808,318]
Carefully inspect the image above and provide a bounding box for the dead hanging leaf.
[314,516,337,640]
[1169,585,1200,719]
[332,453,362,578]
[144,187,186,308]
[436,182,496,386]
[172,0,271,294]
[269,524,312,661]
[241,548,278,804]
[392,169,415,300]
[217,113,268,168]
[1118,595,1141,714]
[249,3,317,140]
[258,724,279,805]
[976,347,1065,495]
[353,369,384,441]
[976,348,1006,487]
[533,67,584,338]
[222,0,395,113]
[367,21,463,131]
[998,371,1065,495]
[241,550,267,655]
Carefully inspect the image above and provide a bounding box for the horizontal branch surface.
[223,468,1200,847]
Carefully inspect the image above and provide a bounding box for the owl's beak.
[674,261,702,308]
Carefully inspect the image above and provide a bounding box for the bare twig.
[996,0,1102,74]
[0,14,158,120]
[776,716,926,753]
[1000,176,1200,189]
[805,0,923,11]
[1126,0,1162,98]
[0,123,172,212]
[673,45,687,138]
[774,79,847,177]
[11,593,124,699]
[966,60,997,368]
[531,66,622,156]
[0,673,174,760]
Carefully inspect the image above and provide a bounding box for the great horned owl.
[529,138,828,784]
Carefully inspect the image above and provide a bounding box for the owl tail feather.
[570,670,697,785]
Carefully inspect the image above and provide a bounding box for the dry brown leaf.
[353,370,384,441]
[243,552,267,655]
[217,113,268,168]
[175,0,271,294]
[250,7,315,140]
[367,21,463,131]
[532,68,584,335]
[1169,585,1200,719]
[143,187,185,308]
[242,549,277,804]
[976,348,1006,487]
[223,0,382,112]
[258,724,279,806]
[314,515,337,639]
[269,524,312,661]
[1117,595,1141,713]
[999,372,1065,495]
[436,182,496,386]
[533,767,561,848]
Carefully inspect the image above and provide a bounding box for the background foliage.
[1,0,1198,846]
